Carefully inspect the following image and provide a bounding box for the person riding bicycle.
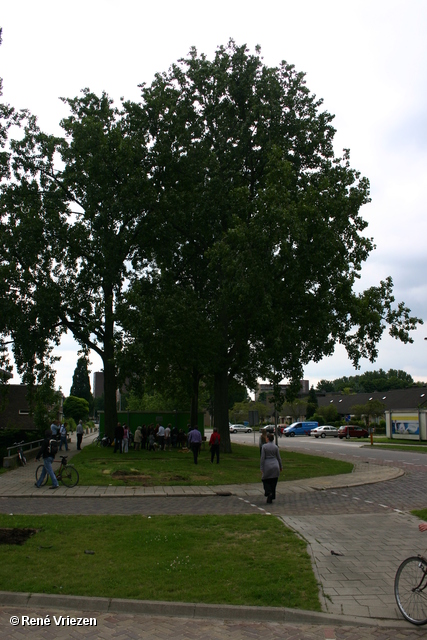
[34,429,59,489]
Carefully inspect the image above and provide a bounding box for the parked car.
[283,421,318,437]
[338,425,369,439]
[261,425,276,433]
[260,425,284,438]
[310,425,339,438]
[229,424,253,433]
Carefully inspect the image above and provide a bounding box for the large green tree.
[0,91,152,437]
[0,27,63,419]
[126,41,420,451]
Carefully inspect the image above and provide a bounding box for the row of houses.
[317,387,427,440]
[255,383,427,441]
[2,371,427,441]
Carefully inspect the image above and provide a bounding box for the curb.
[0,591,410,628]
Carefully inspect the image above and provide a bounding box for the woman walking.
[260,433,282,504]
[209,427,221,464]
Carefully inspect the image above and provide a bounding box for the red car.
[338,425,369,439]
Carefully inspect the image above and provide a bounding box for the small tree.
[314,404,339,424]
[351,400,385,426]
[63,396,89,422]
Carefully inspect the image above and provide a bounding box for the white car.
[310,425,339,438]
[229,424,253,433]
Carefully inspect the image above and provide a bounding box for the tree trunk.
[190,365,200,429]
[214,369,232,453]
[103,288,117,439]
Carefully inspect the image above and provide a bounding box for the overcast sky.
[1,0,427,394]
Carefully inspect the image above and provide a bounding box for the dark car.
[338,425,369,439]
[261,425,280,435]
[261,425,274,432]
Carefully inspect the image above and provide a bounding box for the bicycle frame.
[54,456,70,478]
[412,555,427,592]
[13,441,27,465]
[35,456,79,488]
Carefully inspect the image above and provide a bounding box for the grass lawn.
[0,513,321,610]
[71,442,353,486]
[367,439,427,454]
[412,509,427,521]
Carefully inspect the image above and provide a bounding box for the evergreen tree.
[306,386,318,419]
[70,357,93,411]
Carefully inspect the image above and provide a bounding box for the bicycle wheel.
[19,451,27,466]
[60,464,79,488]
[395,556,427,625]
[35,464,48,486]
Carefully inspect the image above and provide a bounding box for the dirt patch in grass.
[111,470,153,484]
[0,528,37,545]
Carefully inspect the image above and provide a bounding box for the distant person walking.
[134,426,142,450]
[76,420,84,450]
[260,433,282,504]
[114,423,124,453]
[50,420,59,439]
[122,424,130,453]
[209,427,221,464]
[157,424,165,450]
[164,424,171,450]
[188,425,202,464]
[59,422,68,451]
[259,430,268,456]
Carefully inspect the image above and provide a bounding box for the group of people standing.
[49,419,84,451]
[112,422,222,466]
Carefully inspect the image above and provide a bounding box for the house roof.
[317,387,427,414]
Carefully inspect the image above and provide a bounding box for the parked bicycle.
[35,456,79,488]
[92,434,111,447]
[14,441,27,466]
[394,524,427,625]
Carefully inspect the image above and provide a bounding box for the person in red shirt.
[209,427,221,464]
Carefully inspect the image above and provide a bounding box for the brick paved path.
[0,606,425,640]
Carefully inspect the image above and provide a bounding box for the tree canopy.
[316,369,417,394]
[0,41,422,445]
[1,90,152,437]
[124,41,420,449]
